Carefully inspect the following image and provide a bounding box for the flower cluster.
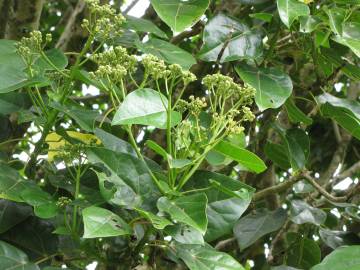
[56,196,72,208]
[142,54,169,79]
[83,0,125,40]
[168,64,197,85]
[16,31,52,65]
[142,55,197,84]
[91,46,137,83]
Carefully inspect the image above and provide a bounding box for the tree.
[0,0,359,269]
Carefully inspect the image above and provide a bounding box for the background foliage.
[0,0,360,269]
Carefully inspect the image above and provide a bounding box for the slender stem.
[126,126,166,195]
[72,165,82,232]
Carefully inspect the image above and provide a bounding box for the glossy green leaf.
[185,171,254,242]
[290,200,326,225]
[286,233,321,269]
[35,48,68,71]
[0,240,39,270]
[50,100,100,132]
[0,92,32,116]
[311,245,360,270]
[235,64,293,111]
[0,163,58,218]
[136,38,196,69]
[94,170,141,208]
[319,228,360,249]
[285,98,313,125]
[112,88,181,129]
[236,0,269,4]
[334,22,360,58]
[157,193,208,234]
[275,127,310,171]
[174,243,245,270]
[233,208,287,250]
[1,216,58,259]
[150,0,210,32]
[277,0,310,28]
[264,142,290,170]
[198,13,263,63]
[82,206,132,238]
[136,208,172,229]
[250,13,273,22]
[0,200,32,234]
[299,15,321,33]
[316,93,360,140]
[213,140,266,173]
[94,128,137,156]
[165,224,204,245]
[0,40,28,93]
[87,147,161,212]
[125,15,167,39]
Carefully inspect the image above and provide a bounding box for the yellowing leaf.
[46,131,100,161]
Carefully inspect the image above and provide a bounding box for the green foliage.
[0,0,359,269]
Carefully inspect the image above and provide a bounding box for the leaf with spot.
[157,193,208,234]
[235,64,293,111]
[82,206,132,238]
[198,13,263,63]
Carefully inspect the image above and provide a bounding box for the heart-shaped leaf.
[150,0,210,32]
[0,240,39,270]
[277,0,310,28]
[112,88,181,129]
[290,200,326,225]
[233,208,287,250]
[82,206,132,238]
[198,13,263,63]
[236,64,293,111]
[157,193,208,234]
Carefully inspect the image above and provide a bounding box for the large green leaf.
[165,224,204,245]
[213,140,266,173]
[174,243,245,270]
[233,208,287,250]
[150,0,210,32]
[0,163,58,219]
[112,88,181,129]
[35,48,68,71]
[0,240,39,270]
[325,7,360,57]
[50,100,100,132]
[185,171,254,242]
[125,15,167,39]
[0,92,32,116]
[135,208,172,230]
[86,147,161,212]
[277,0,310,28]
[1,217,58,260]
[94,128,137,157]
[311,245,360,270]
[82,206,132,238]
[198,13,263,63]
[316,93,360,140]
[264,142,291,170]
[0,40,28,93]
[157,193,208,234]
[290,200,326,225]
[94,170,141,208]
[235,64,293,111]
[286,233,321,269]
[273,127,310,171]
[319,228,360,249]
[285,98,313,125]
[136,38,196,69]
[0,200,32,234]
